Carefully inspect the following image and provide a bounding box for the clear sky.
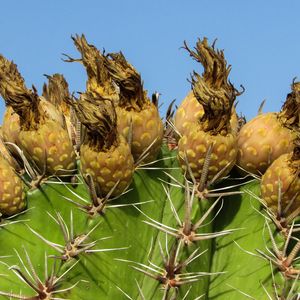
[1,0,300,122]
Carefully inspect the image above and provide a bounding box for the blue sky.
[0,0,300,121]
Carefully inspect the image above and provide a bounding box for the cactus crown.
[184,38,241,135]
[68,34,118,103]
[71,92,118,150]
[105,51,150,111]
[279,80,300,131]
[0,54,41,130]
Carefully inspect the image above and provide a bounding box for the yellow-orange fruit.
[0,128,20,171]
[0,155,25,216]
[237,113,296,175]
[0,54,76,177]
[2,99,64,146]
[2,106,20,145]
[81,135,134,197]
[178,123,237,180]
[177,38,242,182]
[116,103,163,162]
[174,91,239,137]
[19,120,76,176]
[261,153,300,214]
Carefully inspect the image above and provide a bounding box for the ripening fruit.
[105,52,163,163]
[237,82,299,175]
[71,93,134,197]
[67,35,163,163]
[177,38,242,182]
[261,143,300,215]
[0,55,76,176]
[2,106,20,146]
[66,34,120,152]
[2,97,64,146]
[0,154,25,216]
[174,90,239,138]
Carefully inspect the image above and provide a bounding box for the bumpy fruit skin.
[174,91,239,135]
[178,123,237,181]
[174,91,239,138]
[0,155,25,216]
[261,153,300,214]
[80,135,134,197]
[2,99,65,146]
[2,106,20,145]
[174,91,203,136]
[19,120,76,176]
[237,113,296,175]
[116,103,163,162]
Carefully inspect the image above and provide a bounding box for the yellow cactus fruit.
[177,38,242,182]
[174,90,239,138]
[2,106,21,147]
[0,55,76,176]
[71,93,134,198]
[105,52,163,162]
[237,81,300,175]
[261,142,300,215]
[0,154,25,216]
[0,127,21,172]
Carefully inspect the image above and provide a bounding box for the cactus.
[0,36,299,300]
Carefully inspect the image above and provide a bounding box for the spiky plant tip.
[67,34,119,102]
[184,38,243,135]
